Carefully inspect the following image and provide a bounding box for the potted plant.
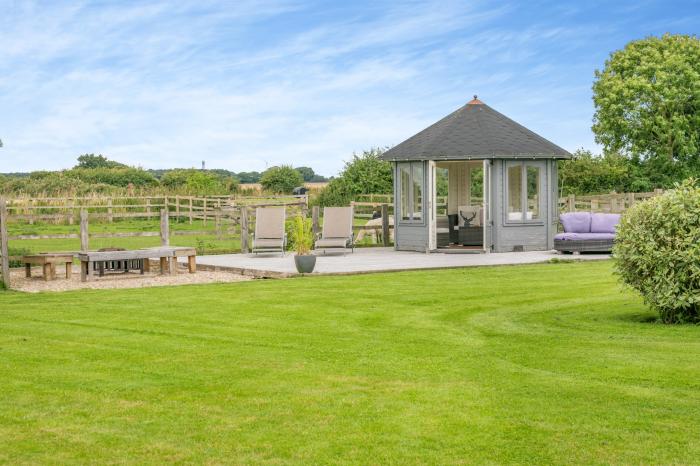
[291,213,316,273]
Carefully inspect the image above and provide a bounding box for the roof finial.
[474,94,478,100]
[467,95,483,105]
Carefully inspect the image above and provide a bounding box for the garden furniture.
[315,206,354,254]
[554,212,620,253]
[22,253,74,281]
[252,207,287,255]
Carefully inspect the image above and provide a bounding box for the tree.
[592,34,700,170]
[295,166,316,182]
[75,154,127,169]
[260,165,304,193]
[234,171,262,183]
[295,166,327,182]
[317,148,392,207]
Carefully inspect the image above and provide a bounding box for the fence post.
[240,207,249,253]
[312,206,320,239]
[160,209,170,246]
[80,208,89,253]
[567,194,575,212]
[175,195,180,222]
[28,199,34,225]
[188,197,193,224]
[107,198,113,223]
[1,198,10,289]
[203,198,207,225]
[146,198,152,220]
[381,203,390,247]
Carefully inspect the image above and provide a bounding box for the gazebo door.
[427,161,437,251]
[482,159,493,252]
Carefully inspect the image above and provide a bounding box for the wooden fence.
[355,190,666,214]
[0,195,309,288]
[560,190,664,213]
[0,199,9,289]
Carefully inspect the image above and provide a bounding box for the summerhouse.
[380,96,571,253]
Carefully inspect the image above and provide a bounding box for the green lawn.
[1,261,699,464]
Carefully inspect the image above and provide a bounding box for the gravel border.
[7,265,252,293]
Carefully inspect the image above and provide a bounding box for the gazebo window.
[398,162,424,222]
[506,162,543,223]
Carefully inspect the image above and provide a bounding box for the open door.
[427,160,437,252]
[483,159,493,252]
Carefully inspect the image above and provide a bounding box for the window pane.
[400,164,411,221]
[507,165,522,221]
[469,166,483,206]
[412,163,423,220]
[527,166,540,220]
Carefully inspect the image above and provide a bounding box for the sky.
[1,1,699,176]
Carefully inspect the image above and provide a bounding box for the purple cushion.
[591,213,620,233]
[554,232,615,241]
[560,212,591,233]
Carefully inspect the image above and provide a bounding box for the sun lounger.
[252,207,287,255]
[315,206,354,254]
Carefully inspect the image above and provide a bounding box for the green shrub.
[161,169,238,195]
[288,214,313,255]
[317,148,392,207]
[614,179,700,323]
[260,166,303,194]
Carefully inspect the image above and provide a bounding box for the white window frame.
[398,161,425,224]
[504,161,545,225]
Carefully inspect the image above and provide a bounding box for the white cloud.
[4,0,685,175]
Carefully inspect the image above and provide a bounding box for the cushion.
[458,205,482,227]
[591,213,621,233]
[254,238,284,248]
[560,212,591,233]
[315,237,349,248]
[554,232,615,241]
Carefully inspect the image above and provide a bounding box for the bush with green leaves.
[260,165,304,194]
[614,179,700,323]
[161,169,238,194]
[317,148,392,207]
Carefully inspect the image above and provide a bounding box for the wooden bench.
[78,247,196,282]
[23,254,75,281]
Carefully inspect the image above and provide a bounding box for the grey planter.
[294,254,316,273]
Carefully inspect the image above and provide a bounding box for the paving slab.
[188,248,610,277]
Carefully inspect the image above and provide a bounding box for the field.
[7,219,241,257]
[2,261,699,464]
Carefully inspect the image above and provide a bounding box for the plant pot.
[294,254,316,273]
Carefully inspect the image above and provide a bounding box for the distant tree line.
[0,154,329,196]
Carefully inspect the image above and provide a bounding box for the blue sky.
[1,1,698,175]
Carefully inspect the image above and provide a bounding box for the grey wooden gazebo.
[380,96,571,253]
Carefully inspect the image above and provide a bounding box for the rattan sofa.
[554,212,620,253]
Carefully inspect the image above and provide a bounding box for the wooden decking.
[190,247,611,278]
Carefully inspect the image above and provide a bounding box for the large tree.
[75,153,127,169]
[592,34,700,168]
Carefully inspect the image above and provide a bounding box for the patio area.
[189,247,611,278]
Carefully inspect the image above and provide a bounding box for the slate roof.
[380,97,571,161]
